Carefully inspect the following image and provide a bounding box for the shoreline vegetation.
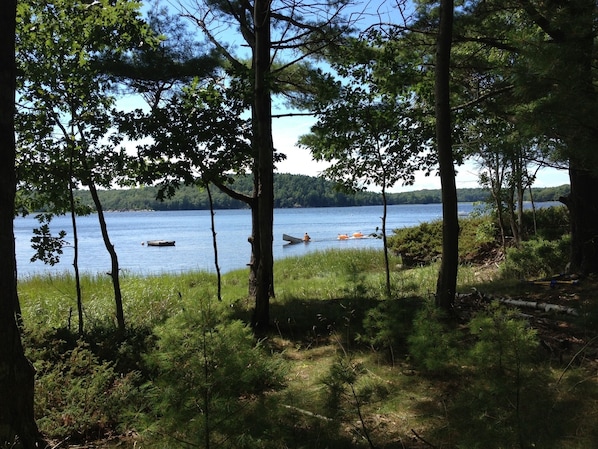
[18,177,588,449]
[20,241,598,448]
[59,173,569,211]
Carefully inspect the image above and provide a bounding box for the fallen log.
[496,298,578,316]
[281,404,333,421]
[456,289,579,316]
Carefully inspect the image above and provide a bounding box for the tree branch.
[212,179,253,206]
[451,84,514,112]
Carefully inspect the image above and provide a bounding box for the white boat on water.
[146,240,175,247]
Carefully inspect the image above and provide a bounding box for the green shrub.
[388,221,443,266]
[459,216,499,263]
[144,301,286,448]
[522,205,569,241]
[388,215,499,267]
[467,304,539,373]
[388,206,569,269]
[32,339,144,441]
[407,304,460,372]
[501,235,570,279]
[321,355,390,447]
[357,297,422,363]
[450,305,557,449]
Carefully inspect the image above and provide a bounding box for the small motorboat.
[147,240,176,247]
[337,234,349,240]
[352,232,364,238]
[283,234,303,244]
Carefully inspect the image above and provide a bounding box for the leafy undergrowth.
[19,248,598,449]
[261,267,598,449]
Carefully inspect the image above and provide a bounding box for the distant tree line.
[66,174,569,211]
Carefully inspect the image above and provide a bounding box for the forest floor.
[456,267,598,368]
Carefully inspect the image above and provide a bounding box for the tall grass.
[18,248,450,323]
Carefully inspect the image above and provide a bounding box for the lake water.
[13,202,553,278]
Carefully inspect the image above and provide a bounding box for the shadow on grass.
[269,296,381,345]
[409,364,598,449]
[231,294,424,351]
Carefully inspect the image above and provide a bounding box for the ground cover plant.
[17,210,598,448]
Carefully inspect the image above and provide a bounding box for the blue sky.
[272,114,571,193]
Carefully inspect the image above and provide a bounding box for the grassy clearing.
[18,248,598,449]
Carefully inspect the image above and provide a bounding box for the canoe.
[283,234,303,244]
[147,240,175,247]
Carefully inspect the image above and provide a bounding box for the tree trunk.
[562,163,598,275]
[514,148,526,242]
[88,180,125,332]
[516,174,525,243]
[489,167,507,249]
[248,199,260,297]
[0,317,43,449]
[528,185,538,236]
[434,0,458,312]
[68,155,84,335]
[519,0,598,275]
[559,1,598,276]
[69,194,84,335]
[507,185,519,245]
[251,0,275,331]
[381,186,391,298]
[206,184,222,302]
[0,2,46,445]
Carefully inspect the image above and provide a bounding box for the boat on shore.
[146,240,175,247]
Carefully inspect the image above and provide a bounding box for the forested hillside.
[70,173,569,211]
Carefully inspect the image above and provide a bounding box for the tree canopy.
[58,176,567,211]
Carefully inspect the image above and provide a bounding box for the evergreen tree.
[446,0,598,274]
